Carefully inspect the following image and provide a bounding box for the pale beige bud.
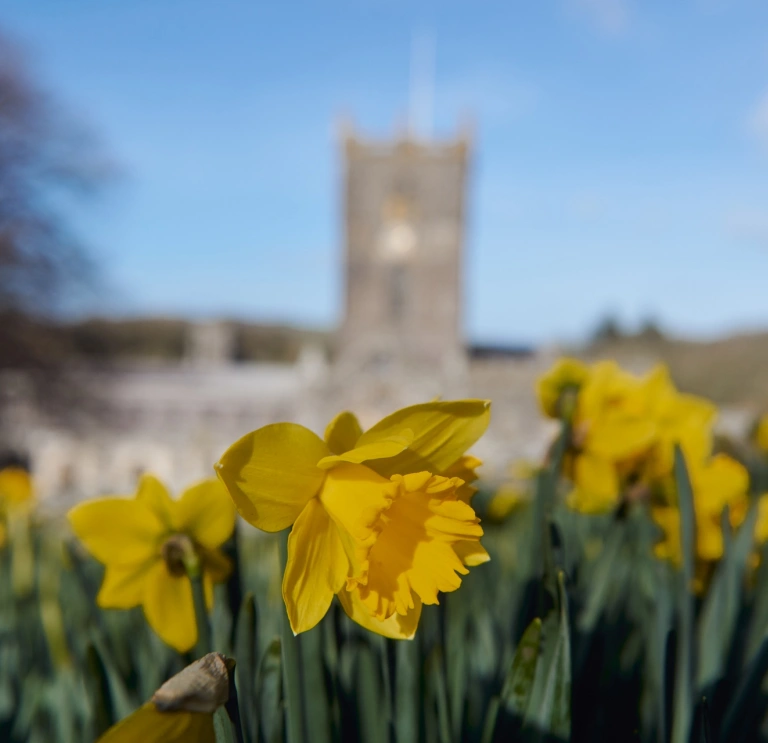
[152,652,235,714]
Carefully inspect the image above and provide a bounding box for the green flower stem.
[395,634,418,743]
[278,530,305,743]
[186,557,212,658]
[10,511,35,598]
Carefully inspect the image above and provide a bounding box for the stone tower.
[336,124,470,379]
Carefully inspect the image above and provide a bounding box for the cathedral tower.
[336,124,470,377]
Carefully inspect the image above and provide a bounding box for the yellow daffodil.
[536,357,590,419]
[636,365,716,480]
[564,361,656,512]
[483,460,535,524]
[68,475,235,653]
[652,453,749,566]
[485,487,523,523]
[754,495,768,545]
[0,466,34,506]
[0,466,35,549]
[538,359,718,516]
[753,413,768,454]
[216,400,491,639]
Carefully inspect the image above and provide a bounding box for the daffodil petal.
[442,455,483,484]
[692,454,749,512]
[204,572,215,611]
[283,497,347,634]
[200,549,232,611]
[357,400,491,477]
[215,423,329,532]
[96,703,215,743]
[697,518,724,561]
[97,561,155,609]
[338,588,421,640]
[173,479,236,549]
[136,475,175,530]
[202,547,232,583]
[587,415,656,461]
[571,453,620,512]
[453,541,491,567]
[755,495,768,545]
[317,433,414,470]
[652,507,681,565]
[324,411,363,454]
[143,561,197,653]
[68,498,165,566]
[536,357,590,418]
[318,463,396,580]
[0,467,34,505]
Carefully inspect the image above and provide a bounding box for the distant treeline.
[52,318,331,364]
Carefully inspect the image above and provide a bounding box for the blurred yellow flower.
[652,453,749,566]
[538,359,720,517]
[481,459,535,524]
[485,487,523,522]
[68,475,235,653]
[216,400,490,639]
[753,413,768,454]
[754,495,768,545]
[536,357,590,419]
[564,361,656,513]
[0,466,35,549]
[636,365,716,481]
[0,466,34,506]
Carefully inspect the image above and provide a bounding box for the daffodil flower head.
[652,453,749,575]
[562,362,657,513]
[215,399,491,639]
[0,466,34,507]
[68,475,236,653]
[637,364,716,480]
[485,487,524,523]
[536,358,590,421]
[0,466,35,549]
[752,413,768,455]
[755,495,768,546]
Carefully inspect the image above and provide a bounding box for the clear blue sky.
[4,0,768,345]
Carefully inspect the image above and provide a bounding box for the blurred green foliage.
[5,444,768,742]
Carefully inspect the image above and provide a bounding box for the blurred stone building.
[0,123,557,506]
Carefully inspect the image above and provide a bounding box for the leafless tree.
[0,31,111,398]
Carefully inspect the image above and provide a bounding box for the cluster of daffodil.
[66,399,491,653]
[537,358,768,581]
[215,399,491,638]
